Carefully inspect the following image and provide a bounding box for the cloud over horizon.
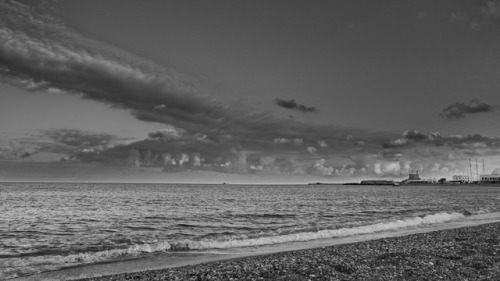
[0,0,384,144]
[0,0,402,178]
[274,98,317,113]
[2,0,500,180]
[440,99,498,120]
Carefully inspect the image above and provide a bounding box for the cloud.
[306,146,317,153]
[384,129,500,155]
[312,159,334,176]
[0,0,392,162]
[373,161,401,176]
[379,150,403,160]
[440,99,498,120]
[0,143,34,160]
[448,0,500,30]
[382,138,409,148]
[273,138,304,145]
[317,140,328,148]
[178,153,189,166]
[148,128,184,141]
[481,1,500,19]
[403,129,428,140]
[192,153,203,167]
[42,129,121,149]
[274,99,317,113]
[0,1,410,178]
[372,128,500,178]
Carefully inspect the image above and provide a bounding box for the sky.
[1,0,500,183]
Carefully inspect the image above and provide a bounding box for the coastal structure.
[342,167,500,186]
[450,175,470,184]
[479,168,500,184]
[359,180,397,186]
[401,170,436,185]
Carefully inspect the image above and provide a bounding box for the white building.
[479,168,500,184]
[451,175,470,183]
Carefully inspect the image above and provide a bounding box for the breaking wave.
[1,212,465,279]
[169,212,465,250]
[0,242,174,279]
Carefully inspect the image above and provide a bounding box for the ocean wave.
[0,241,173,279]
[169,212,465,250]
[1,212,466,279]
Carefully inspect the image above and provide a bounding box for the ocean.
[1,182,500,279]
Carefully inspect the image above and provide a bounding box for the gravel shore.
[77,222,500,280]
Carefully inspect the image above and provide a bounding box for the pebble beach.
[76,222,500,281]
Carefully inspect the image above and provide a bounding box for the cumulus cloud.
[318,140,328,148]
[192,153,203,166]
[334,165,357,177]
[373,161,401,176]
[440,99,498,120]
[274,138,289,144]
[148,128,184,141]
[274,99,317,113]
[178,153,189,166]
[382,138,409,148]
[379,150,403,160]
[273,138,304,145]
[372,127,500,178]
[162,154,176,166]
[306,146,317,153]
[312,159,334,176]
[403,129,428,140]
[249,164,264,171]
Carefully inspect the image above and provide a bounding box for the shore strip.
[75,222,500,280]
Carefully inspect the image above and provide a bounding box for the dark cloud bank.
[274,99,317,113]
[2,1,499,179]
[383,129,500,156]
[0,0,394,177]
[440,99,498,120]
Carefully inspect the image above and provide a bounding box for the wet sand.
[75,222,500,280]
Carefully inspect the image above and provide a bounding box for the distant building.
[450,175,470,184]
[406,170,420,181]
[479,168,500,184]
[402,170,436,184]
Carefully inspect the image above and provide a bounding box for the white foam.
[0,242,173,279]
[1,212,464,279]
[172,212,465,250]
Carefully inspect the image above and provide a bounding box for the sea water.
[1,182,500,279]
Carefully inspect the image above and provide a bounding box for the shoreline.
[75,222,500,280]
[15,215,500,281]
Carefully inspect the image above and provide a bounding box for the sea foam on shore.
[13,214,500,281]
[3,211,466,280]
[73,221,500,281]
[4,183,500,280]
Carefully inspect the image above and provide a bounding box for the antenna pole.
[469,158,472,181]
[476,159,479,181]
